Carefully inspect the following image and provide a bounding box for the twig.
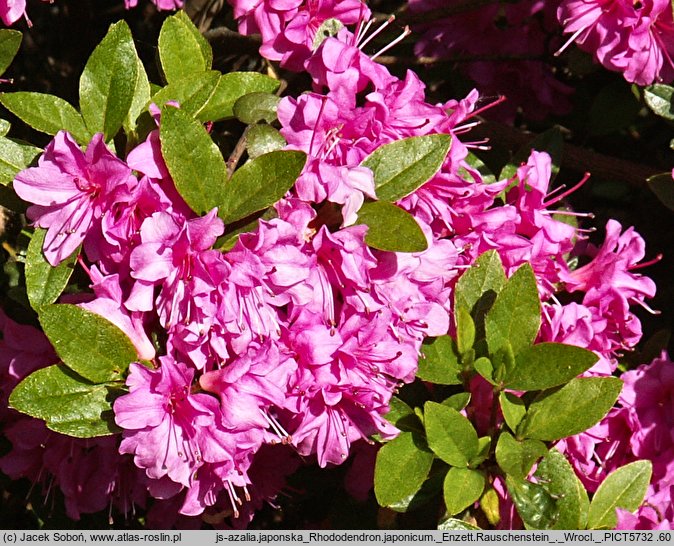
[226,125,251,178]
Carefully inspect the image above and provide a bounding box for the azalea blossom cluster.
[0,0,668,531]
[556,0,674,86]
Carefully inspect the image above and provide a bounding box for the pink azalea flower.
[115,358,239,489]
[557,0,674,85]
[13,131,137,266]
[128,209,224,329]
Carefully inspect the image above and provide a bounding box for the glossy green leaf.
[79,20,138,140]
[356,201,428,253]
[499,127,564,182]
[384,396,422,434]
[499,392,526,432]
[587,460,652,530]
[443,467,485,515]
[644,84,674,120]
[199,72,280,121]
[362,134,451,202]
[387,472,443,513]
[124,52,151,137]
[442,392,471,411]
[374,431,434,507]
[9,364,121,438]
[418,335,462,385]
[424,401,478,467]
[647,172,674,212]
[218,150,305,224]
[504,342,598,391]
[0,118,10,136]
[0,137,41,186]
[471,436,492,466]
[506,476,559,530]
[454,250,506,342]
[160,106,226,215]
[455,305,475,356]
[151,71,220,119]
[484,262,540,356]
[437,518,481,530]
[25,228,77,309]
[535,448,589,530]
[38,304,137,383]
[246,124,286,159]
[495,432,547,480]
[233,92,281,124]
[518,377,623,441]
[0,92,90,144]
[0,29,21,77]
[474,357,495,385]
[158,10,212,84]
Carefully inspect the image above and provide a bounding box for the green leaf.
[454,250,506,340]
[158,10,212,84]
[25,228,77,309]
[233,92,281,124]
[0,30,22,77]
[495,432,547,480]
[499,127,564,182]
[9,364,121,438]
[218,150,305,224]
[499,392,526,432]
[387,472,443,513]
[518,377,623,441]
[384,396,422,434]
[644,84,674,120]
[534,448,589,530]
[417,335,462,385]
[455,305,475,356]
[199,72,280,121]
[484,262,540,356]
[124,51,151,137]
[442,392,471,411]
[504,342,598,391]
[0,137,41,186]
[151,71,220,119]
[437,518,481,530]
[160,105,226,215]
[312,18,344,50]
[356,201,428,253]
[38,304,137,383]
[362,134,451,202]
[587,460,652,530]
[647,172,674,212]
[79,20,138,140]
[471,436,491,466]
[0,118,10,136]
[424,401,478,467]
[443,467,485,516]
[374,431,434,507]
[0,92,90,144]
[474,357,495,385]
[246,124,286,159]
[506,476,559,530]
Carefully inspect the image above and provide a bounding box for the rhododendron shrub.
[0,0,671,533]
